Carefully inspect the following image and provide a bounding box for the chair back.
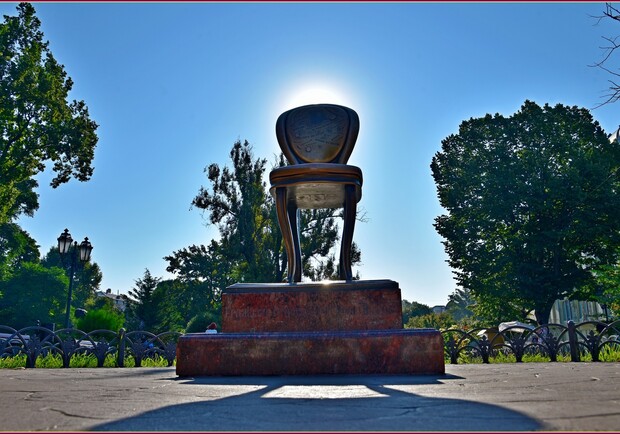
[275,104,359,165]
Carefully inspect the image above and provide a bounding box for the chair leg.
[275,187,296,283]
[288,203,302,282]
[339,184,356,281]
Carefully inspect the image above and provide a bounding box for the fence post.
[117,328,126,368]
[567,320,580,362]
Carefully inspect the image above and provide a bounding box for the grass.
[446,344,620,364]
[0,353,173,368]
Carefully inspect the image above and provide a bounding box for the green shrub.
[406,312,454,330]
[75,308,124,333]
[185,310,221,333]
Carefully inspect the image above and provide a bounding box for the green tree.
[165,240,232,304]
[149,279,192,332]
[190,139,360,283]
[431,100,620,325]
[591,259,620,316]
[41,246,102,311]
[126,269,161,332]
[0,223,39,280]
[401,299,432,325]
[0,262,67,328]
[445,287,474,322]
[192,140,286,282]
[0,3,98,224]
[164,241,230,331]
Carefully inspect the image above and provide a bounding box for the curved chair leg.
[339,184,356,281]
[288,202,302,282]
[275,187,296,283]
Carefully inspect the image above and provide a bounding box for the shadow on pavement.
[93,374,542,431]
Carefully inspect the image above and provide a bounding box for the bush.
[185,310,221,333]
[405,312,454,330]
[75,308,124,332]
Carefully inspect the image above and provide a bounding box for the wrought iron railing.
[2,319,619,368]
[0,325,181,368]
[441,320,620,364]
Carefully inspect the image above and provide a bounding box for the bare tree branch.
[590,3,620,108]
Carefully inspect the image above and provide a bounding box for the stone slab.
[221,279,403,333]
[176,328,445,376]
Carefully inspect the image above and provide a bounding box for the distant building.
[549,299,605,324]
[609,125,620,143]
[431,305,446,314]
[95,288,127,312]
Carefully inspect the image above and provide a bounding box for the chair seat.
[269,163,363,209]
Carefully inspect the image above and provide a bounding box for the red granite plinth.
[176,279,445,377]
[222,280,402,332]
[176,329,445,376]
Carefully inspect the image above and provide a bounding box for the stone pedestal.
[176,280,445,376]
[222,280,403,332]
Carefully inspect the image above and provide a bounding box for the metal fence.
[2,319,620,368]
[441,319,620,364]
[0,325,181,368]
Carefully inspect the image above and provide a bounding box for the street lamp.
[57,229,93,329]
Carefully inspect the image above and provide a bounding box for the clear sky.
[6,2,620,308]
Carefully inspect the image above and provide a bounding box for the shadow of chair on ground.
[92,374,542,432]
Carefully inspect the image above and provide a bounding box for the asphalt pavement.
[1,362,619,432]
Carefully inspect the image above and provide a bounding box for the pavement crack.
[45,407,107,421]
[546,411,620,421]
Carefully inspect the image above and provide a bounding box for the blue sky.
[7,2,620,307]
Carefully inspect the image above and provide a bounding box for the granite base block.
[176,328,445,377]
[222,280,403,332]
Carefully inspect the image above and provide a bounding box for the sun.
[279,81,356,112]
[284,85,346,109]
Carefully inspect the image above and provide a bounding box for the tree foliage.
[431,100,620,325]
[75,305,125,333]
[0,262,67,328]
[126,269,161,332]
[445,287,475,322]
[191,140,281,282]
[0,234,102,329]
[0,223,38,280]
[405,312,454,330]
[0,3,98,224]
[165,240,233,302]
[591,257,620,315]
[186,139,360,284]
[41,246,102,310]
[401,299,432,325]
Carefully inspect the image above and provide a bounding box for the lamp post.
[57,229,93,329]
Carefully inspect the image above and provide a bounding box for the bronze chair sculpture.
[269,104,362,283]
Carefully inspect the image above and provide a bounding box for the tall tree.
[431,100,620,325]
[189,140,359,283]
[192,140,282,282]
[126,268,161,331]
[0,3,98,224]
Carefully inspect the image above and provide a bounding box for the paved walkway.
[1,363,619,431]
